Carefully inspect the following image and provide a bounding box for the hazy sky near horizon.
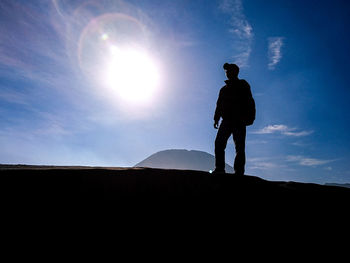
[1,0,350,184]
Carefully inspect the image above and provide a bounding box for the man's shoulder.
[239,79,250,87]
[219,85,227,92]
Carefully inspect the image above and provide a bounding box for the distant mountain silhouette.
[134,149,233,173]
[325,183,350,189]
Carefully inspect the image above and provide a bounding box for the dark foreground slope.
[2,166,348,254]
[1,165,349,207]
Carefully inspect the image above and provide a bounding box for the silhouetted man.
[213,63,255,175]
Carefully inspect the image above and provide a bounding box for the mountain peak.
[135,149,233,173]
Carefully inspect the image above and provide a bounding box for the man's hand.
[214,121,219,129]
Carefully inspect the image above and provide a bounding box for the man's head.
[223,63,239,79]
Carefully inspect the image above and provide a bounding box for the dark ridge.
[1,165,349,206]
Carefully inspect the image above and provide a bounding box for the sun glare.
[104,45,160,104]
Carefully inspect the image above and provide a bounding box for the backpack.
[240,79,255,126]
[245,96,256,126]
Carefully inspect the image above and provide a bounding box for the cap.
[223,63,239,72]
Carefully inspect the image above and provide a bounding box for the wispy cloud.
[250,161,282,170]
[0,1,74,89]
[291,141,311,147]
[268,37,284,70]
[0,88,31,105]
[286,155,335,167]
[248,157,285,171]
[219,0,253,67]
[254,124,313,137]
[246,139,268,144]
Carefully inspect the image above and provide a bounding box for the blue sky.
[1,0,350,183]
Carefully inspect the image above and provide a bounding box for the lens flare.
[76,12,160,106]
[101,33,109,40]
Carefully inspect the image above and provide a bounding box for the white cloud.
[256,124,288,134]
[286,155,334,167]
[254,124,313,137]
[268,37,284,70]
[219,0,253,67]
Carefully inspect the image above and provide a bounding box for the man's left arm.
[214,89,223,129]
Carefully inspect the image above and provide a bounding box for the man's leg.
[215,121,232,172]
[232,125,246,175]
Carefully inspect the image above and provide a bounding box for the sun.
[104,45,160,104]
